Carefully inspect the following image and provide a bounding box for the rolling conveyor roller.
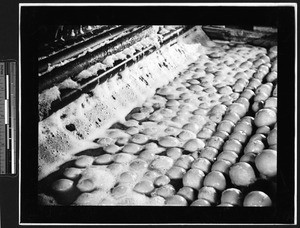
[39,25,192,120]
[39,25,130,74]
[38,25,116,60]
[38,25,150,93]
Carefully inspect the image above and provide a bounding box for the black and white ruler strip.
[0,61,17,175]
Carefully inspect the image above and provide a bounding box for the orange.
[233,82,245,93]
[94,154,113,165]
[203,171,227,191]
[182,168,205,190]
[244,139,265,154]
[52,179,74,192]
[223,139,243,154]
[229,130,248,144]
[149,156,173,174]
[253,58,265,68]
[211,159,232,174]
[235,97,250,110]
[199,147,219,162]
[217,203,234,207]
[223,112,240,124]
[264,97,277,110]
[253,71,265,80]
[197,186,218,204]
[217,120,235,133]
[76,178,95,192]
[158,136,180,148]
[221,188,243,206]
[165,195,188,206]
[256,126,270,135]
[273,84,278,97]
[266,71,277,83]
[63,168,82,180]
[152,184,176,198]
[247,78,261,90]
[213,131,230,141]
[183,138,205,152]
[217,151,239,164]
[190,198,211,206]
[250,133,267,142]
[166,166,186,179]
[174,155,195,170]
[133,180,154,194]
[204,121,217,131]
[177,186,196,202]
[227,103,247,118]
[252,101,265,113]
[239,152,257,163]
[131,133,149,144]
[256,83,273,96]
[74,156,94,168]
[229,162,257,186]
[234,71,248,80]
[104,144,121,154]
[206,136,224,150]
[119,171,138,183]
[254,108,277,127]
[122,143,143,154]
[240,116,254,125]
[243,191,272,207]
[258,64,269,75]
[191,157,211,173]
[255,149,277,178]
[234,121,253,136]
[254,92,269,102]
[111,185,129,198]
[166,148,182,160]
[260,54,271,63]
[130,158,148,171]
[241,88,255,100]
[197,127,214,139]
[267,128,277,146]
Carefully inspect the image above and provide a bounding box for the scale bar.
[0,61,17,175]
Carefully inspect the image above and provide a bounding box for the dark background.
[0,0,297,227]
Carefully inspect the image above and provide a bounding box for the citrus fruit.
[203,170,227,191]
[243,191,272,207]
[254,108,277,127]
[217,151,239,164]
[255,149,277,178]
[267,128,277,146]
[165,195,188,206]
[52,179,74,192]
[197,186,218,204]
[211,159,232,174]
[221,188,243,206]
[229,162,257,186]
[190,198,211,206]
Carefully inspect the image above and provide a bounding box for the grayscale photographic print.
[18,3,296,226]
[38,24,278,207]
